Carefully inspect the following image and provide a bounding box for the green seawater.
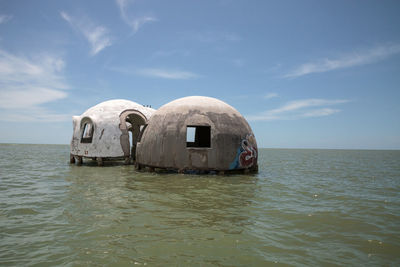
[0,144,399,266]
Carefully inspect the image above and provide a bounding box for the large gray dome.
[136,96,258,172]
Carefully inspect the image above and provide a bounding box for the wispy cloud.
[0,106,73,122]
[137,68,199,80]
[284,44,400,78]
[0,49,69,122]
[60,11,112,55]
[116,0,156,33]
[0,14,12,24]
[108,66,200,80]
[247,98,348,121]
[264,93,278,100]
[0,87,67,109]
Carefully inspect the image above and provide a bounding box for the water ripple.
[0,145,399,266]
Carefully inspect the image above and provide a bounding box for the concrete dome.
[136,96,258,172]
[81,99,154,122]
[70,99,155,164]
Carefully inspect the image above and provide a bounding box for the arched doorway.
[119,110,148,163]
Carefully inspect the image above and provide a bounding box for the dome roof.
[156,96,240,116]
[81,99,154,121]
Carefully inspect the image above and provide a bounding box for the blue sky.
[0,0,399,149]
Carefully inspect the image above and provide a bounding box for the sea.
[0,144,399,266]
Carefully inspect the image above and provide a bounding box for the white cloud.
[0,49,69,122]
[0,106,72,122]
[268,99,348,114]
[0,51,67,89]
[108,66,200,80]
[86,27,112,55]
[116,0,156,33]
[130,16,157,33]
[60,11,112,55]
[0,87,66,109]
[247,98,348,121]
[301,108,340,118]
[264,93,278,100]
[136,68,200,80]
[285,44,400,78]
[0,14,12,24]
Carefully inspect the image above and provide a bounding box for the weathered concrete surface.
[136,96,258,172]
[70,99,155,160]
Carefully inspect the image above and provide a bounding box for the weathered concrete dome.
[136,96,258,172]
[70,99,155,165]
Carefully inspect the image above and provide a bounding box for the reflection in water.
[124,174,258,231]
[63,165,261,265]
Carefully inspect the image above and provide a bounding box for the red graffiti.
[239,136,257,167]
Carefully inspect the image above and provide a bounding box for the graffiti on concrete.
[229,134,257,170]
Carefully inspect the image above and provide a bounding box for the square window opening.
[186,125,211,148]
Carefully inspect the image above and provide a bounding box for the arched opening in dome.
[119,110,148,161]
[80,117,94,143]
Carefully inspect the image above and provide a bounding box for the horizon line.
[0,142,399,151]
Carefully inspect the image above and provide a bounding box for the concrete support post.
[135,163,141,170]
[76,156,82,166]
[97,157,104,166]
[70,154,75,164]
[253,164,259,172]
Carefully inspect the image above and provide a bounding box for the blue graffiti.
[229,134,257,170]
[229,146,242,170]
